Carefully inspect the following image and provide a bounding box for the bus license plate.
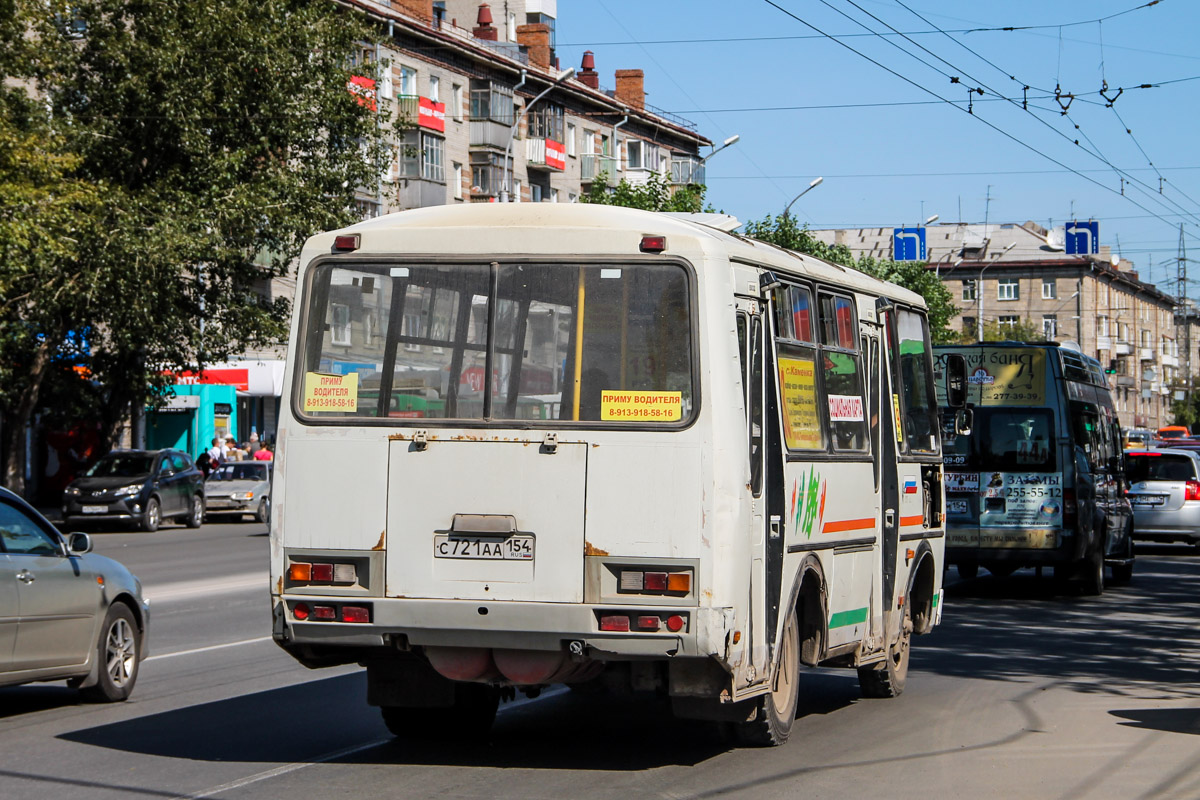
[434,534,534,561]
[82,505,108,514]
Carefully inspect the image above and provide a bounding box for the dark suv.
[62,449,205,531]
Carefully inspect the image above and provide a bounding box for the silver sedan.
[0,486,150,700]
[1126,448,1200,547]
[204,461,272,523]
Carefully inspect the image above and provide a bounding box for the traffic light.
[1105,360,1117,375]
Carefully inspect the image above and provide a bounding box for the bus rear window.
[984,409,1055,470]
[299,261,694,425]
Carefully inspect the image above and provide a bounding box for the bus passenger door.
[736,299,769,681]
[877,305,902,618]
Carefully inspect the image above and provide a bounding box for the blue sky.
[557,1,1200,293]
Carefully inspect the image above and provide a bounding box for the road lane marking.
[145,637,272,663]
[146,573,266,602]
[174,687,564,799]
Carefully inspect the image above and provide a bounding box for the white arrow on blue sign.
[1065,221,1099,255]
[893,228,926,261]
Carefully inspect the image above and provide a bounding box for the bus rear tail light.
[312,605,337,620]
[332,234,360,252]
[600,615,631,632]
[287,560,357,585]
[342,606,371,623]
[293,603,310,620]
[636,616,661,631]
[1184,480,1200,502]
[618,569,692,595]
[666,615,686,632]
[288,563,312,582]
[311,563,334,582]
[640,235,667,253]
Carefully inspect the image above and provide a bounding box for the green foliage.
[1,0,388,490]
[741,214,959,343]
[582,170,709,213]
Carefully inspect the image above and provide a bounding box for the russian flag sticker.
[903,477,919,494]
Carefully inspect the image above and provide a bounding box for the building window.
[962,316,977,334]
[566,122,576,156]
[999,315,1019,331]
[1119,322,1130,343]
[531,183,542,203]
[331,304,351,345]
[1042,315,1057,339]
[403,312,422,351]
[528,102,564,141]
[453,162,463,199]
[470,80,515,125]
[470,152,504,196]
[1097,316,1109,338]
[568,192,577,203]
[961,280,976,301]
[399,131,444,182]
[626,139,644,170]
[1140,329,1152,348]
[399,66,417,97]
[997,279,1019,301]
[1042,278,1056,299]
[550,188,559,203]
[451,83,463,121]
[429,75,440,103]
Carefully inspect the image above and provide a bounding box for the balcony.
[1116,376,1136,387]
[525,138,565,172]
[1114,341,1133,356]
[1139,348,1157,361]
[581,154,617,182]
[1162,353,1180,368]
[393,95,420,127]
[1096,336,1113,351]
[470,119,510,150]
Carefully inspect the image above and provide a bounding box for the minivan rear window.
[1126,454,1196,483]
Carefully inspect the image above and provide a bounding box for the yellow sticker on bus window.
[303,372,359,413]
[600,391,682,421]
[777,356,823,449]
[892,394,903,443]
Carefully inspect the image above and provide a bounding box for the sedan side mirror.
[67,531,93,555]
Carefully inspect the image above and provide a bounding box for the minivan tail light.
[1184,480,1200,502]
[1063,488,1077,529]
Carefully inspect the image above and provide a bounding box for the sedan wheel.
[81,604,140,702]
[256,496,270,525]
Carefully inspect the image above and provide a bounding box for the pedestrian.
[196,450,213,477]
[207,438,223,469]
[253,442,274,461]
[225,436,243,461]
[218,437,230,462]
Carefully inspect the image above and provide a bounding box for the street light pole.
[503,66,574,203]
[685,134,739,185]
[977,242,1016,342]
[782,176,824,221]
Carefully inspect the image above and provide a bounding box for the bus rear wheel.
[858,602,912,698]
[380,682,499,741]
[728,609,800,747]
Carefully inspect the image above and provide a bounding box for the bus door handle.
[769,515,781,540]
[885,509,895,528]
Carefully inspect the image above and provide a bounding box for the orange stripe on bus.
[900,515,925,527]
[821,518,877,534]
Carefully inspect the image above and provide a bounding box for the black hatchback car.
[62,449,205,531]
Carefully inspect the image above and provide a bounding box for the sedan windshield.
[299,261,694,425]
[86,455,154,478]
[209,463,269,482]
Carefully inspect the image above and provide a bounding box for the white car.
[204,461,272,523]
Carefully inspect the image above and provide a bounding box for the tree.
[742,214,959,342]
[582,170,708,212]
[1,0,390,493]
[946,319,1048,344]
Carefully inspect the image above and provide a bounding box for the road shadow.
[0,685,84,718]
[58,672,732,769]
[918,552,1200,700]
[1110,708,1200,735]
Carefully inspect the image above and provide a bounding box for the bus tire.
[728,609,801,747]
[380,682,499,741]
[858,601,912,699]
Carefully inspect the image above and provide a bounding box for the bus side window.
[749,316,764,496]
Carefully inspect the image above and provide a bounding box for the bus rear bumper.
[272,594,720,661]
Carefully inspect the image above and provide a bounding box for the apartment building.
[810,221,1187,429]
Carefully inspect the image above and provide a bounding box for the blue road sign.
[1064,221,1099,255]
[893,227,926,261]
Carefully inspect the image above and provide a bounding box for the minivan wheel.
[1080,545,1105,596]
[140,497,161,532]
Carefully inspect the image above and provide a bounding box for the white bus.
[270,205,965,746]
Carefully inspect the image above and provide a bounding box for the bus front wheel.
[728,609,801,747]
[858,602,912,699]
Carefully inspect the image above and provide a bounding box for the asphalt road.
[2,521,1199,800]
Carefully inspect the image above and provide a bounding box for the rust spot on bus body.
[584,541,609,556]
[373,531,386,551]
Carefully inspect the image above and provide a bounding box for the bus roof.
[305,204,928,310]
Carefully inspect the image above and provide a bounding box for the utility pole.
[1177,223,1190,410]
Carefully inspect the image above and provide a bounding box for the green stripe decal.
[933,592,940,609]
[829,607,869,629]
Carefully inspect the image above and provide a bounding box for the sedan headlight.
[114,484,143,497]
[231,492,255,500]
